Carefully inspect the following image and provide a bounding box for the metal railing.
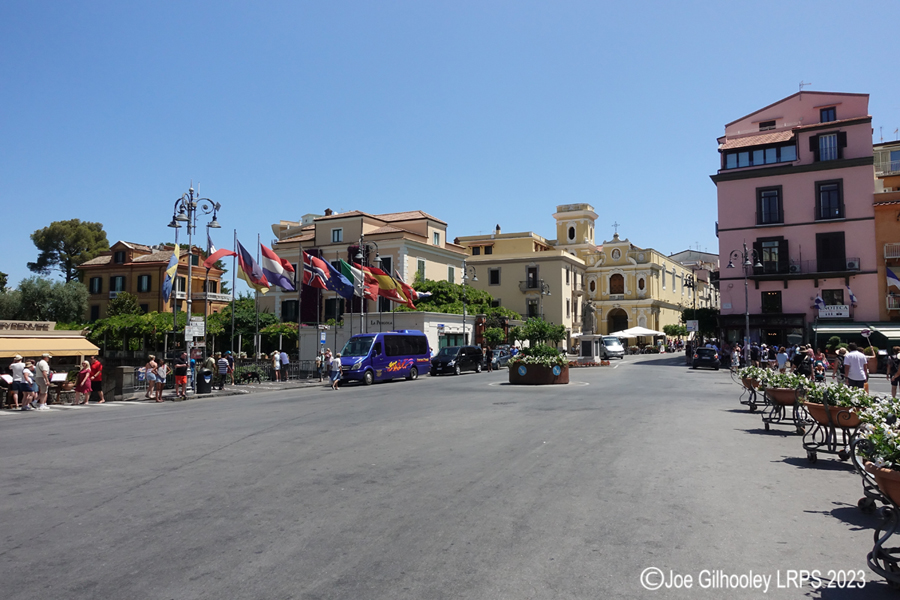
[519,280,539,292]
[749,257,860,276]
[876,159,900,176]
[889,296,900,311]
[886,244,900,260]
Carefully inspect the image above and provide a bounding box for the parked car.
[488,349,511,369]
[692,347,720,370]
[599,336,626,360]
[431,346,484,376]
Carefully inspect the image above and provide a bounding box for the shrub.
[864,345,879,357]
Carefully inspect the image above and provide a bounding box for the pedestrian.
[216,352,229,390]
[315,353,323,382]
[889,346,900,399]
[749,343,760,367]
[34,352,52,410]
[324,348,333,385]
[330,352,342,390]
[832,347,847,382]
[144,355,158,399]
[89,355,105,404]
[843,343,869,389]
[272,351,281,382]
[225,351,235,385]
[8,354,25,409]
[280,349,289,380]
[21,360,37,410]
[75,360,92,404]
[776,346,789,373]
[202,353,216,375]
[173,352,188,400]
[485,346,493,372]
[156,358,169,401]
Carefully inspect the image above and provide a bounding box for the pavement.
[1,353,898,598]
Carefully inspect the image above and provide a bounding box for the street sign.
[320,331,326,344]
[686,320,699,332]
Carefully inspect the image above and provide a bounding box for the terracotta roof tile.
[278,232,315,243]
[132,251,174,263]
[719,130,794,150]
[313,210,372,221]
[376,210,446,225]
[366,225,408,235]
[80,256,112,267]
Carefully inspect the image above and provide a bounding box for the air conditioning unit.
[846,260,860,271]
[789,265,801,274]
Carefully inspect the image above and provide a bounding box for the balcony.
[108,291,123,299]
[749,257,861,277]
[518,280,539,293]
[876,159,900,176]
[888,296,900,311]
[192,292,233,303]
[886,244,900,260]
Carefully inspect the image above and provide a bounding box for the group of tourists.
[4,354,104,410]
[143,352,192,402]
[316,348,342,390]
[269,350,290,382]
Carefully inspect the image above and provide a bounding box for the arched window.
[610,274,624,294]
[568,226,575,240]
[589,280,596,293]
[638,277,645,290]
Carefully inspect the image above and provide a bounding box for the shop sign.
[819,305,849,319]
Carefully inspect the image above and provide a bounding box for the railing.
[609,294,625,301]
[518,280,539,293]
[886,244,900,260]
[889,296,900,311]
[191,292,234,302]
[749,257,860,276]
[109,291,122,299]
[876,159,900,176]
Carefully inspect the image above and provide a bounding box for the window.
[638,277,645,290]
[331,228,343,243]
[114,251,126,264]
[89,277,102,294]
[759,120,776,131]
[484,245,492,255]
[526,266,538,289]
[190,254,199,266]
[489,268,500,285]
[433,232,440,246]
[819,134,838,161]
[662,269,666,289]
[566,298,571,318]
[816,232,846,272]
[90,305,100,321]
[568,226,575,240]
[491,299,500,308]
[282,300,299,322]
[137,274,151,293]
[139,304,149,314]
[527,298,539,318]
[325,297,345,320]
[417,259,425,281]
[610,274,624,294]
[724,143,797,169]
[110,276,126,292]
[379,256,392,280]
[205,280,218,293]
[809,132,845,161]
[822,289,844,306]
[448,266,454,284]
[820,107,836,123]
[816,179,843,220]
[589,280,596,293]
[565,268,570,285]
[472,247,481,256]
[757,186,783,224]
[176,276,186,292]
[761,291,782,314]
[753,237,788,274]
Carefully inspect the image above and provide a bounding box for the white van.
[600,336,625,359]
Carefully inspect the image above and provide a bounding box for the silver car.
[600,336,625,359]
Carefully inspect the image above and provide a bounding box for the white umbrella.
[609,326,666,338]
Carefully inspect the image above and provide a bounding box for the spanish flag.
[357,263,408,305]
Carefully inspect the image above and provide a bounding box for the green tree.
[28,219,109,282]
[520,318,567,347]
[483,327,505,348]
[681,308,719,339]
[5,277,89,323]
[663,324,688,338]
[107,291,143,317]
[395,276,519,319]
[0,271,7,292]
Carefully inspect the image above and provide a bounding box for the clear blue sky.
[2,1,898,293]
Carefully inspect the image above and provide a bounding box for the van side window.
[373,342,382,355]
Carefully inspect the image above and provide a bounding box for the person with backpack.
[888,346,900,398]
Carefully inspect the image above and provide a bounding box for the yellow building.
[457,204,719,345]
[78,241,229,321]
[874,140,900,321]
[262,209,468,322]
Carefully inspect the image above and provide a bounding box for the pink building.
[712,91,878,348]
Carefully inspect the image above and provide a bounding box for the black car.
[692,347,720,370]
[431,346,483,376]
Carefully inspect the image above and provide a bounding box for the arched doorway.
[607,308,628,334]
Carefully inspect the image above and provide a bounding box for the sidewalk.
[117,375,331,403]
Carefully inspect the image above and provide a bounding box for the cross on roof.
[612,221,620,234]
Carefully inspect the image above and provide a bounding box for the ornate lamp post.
[169,187,221,358]
[354,238,381,333]
[461,259,477,345]
[727,242,763,366]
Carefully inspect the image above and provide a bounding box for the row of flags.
[163,234,430,309]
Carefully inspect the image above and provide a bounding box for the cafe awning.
[0,336,99,359]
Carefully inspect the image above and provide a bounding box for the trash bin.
[196,369,213,394]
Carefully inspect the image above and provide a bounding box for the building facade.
[712,91,879,347]
[875,140,900,322]
[78,241,229,321]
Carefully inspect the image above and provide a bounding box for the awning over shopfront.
[870,325,900,341]
[812,323,873,336]
[0,336,99,359]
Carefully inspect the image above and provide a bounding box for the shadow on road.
[807,580,897,599]
[803,502,883,532]
[780,456,857,473]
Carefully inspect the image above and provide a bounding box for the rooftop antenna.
[881,126,884,143]
[799,81,811,100]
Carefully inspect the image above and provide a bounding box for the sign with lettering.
[819,305,850,319]
[0,320,53,331]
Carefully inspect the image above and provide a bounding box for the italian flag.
[338,259,376,300]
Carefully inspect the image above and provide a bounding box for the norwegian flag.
[302,251,329,289]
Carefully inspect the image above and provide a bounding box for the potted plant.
[509,345,569,384]
[738,365,768,389]
[802,381,871,428]
[762,371,810,405]
[858,398,900,504]
[864,345,879,374]
[825,336,842,358]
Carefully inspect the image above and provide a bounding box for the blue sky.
[2,1,898,293]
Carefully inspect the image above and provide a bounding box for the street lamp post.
[539,278,551,320]
[684,273,697,343]
[461,259,477,345]
[169,187,221,360]
[727,242,763,367]
[354,238,381,333]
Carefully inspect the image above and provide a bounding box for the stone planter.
[508,363,569,385]
[866,463,900,505]
[803,401,860,428]
[741,377,759,390]
[866,356,878,373]
[766,387,798,405]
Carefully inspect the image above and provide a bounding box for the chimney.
[495,224,501,235]
[324,208,333,216]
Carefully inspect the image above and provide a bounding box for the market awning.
[0,336,99,358]
[871,325,900,340]
[812,323,873,335]
[610,326,666,338]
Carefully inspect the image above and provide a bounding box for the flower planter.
[803,401,860,428]
[867,356,878,373]
[866,463,900,505]
[741,377,759,390]
[766,387,798,405]
[508,363,569,385]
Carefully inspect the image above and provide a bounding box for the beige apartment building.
[262,209,468,324]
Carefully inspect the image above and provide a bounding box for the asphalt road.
[1,354,896,599]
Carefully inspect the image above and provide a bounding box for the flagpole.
[204,232,211,362]
[297,241,303,365]
[231,229,236,355]
[255,233,260,359]
[171,227,180,361]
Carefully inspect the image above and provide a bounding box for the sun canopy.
[0,336,99,359]
[609,326,666,338]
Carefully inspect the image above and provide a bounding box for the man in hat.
[8,354,26,409]
[34,352,53,411]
